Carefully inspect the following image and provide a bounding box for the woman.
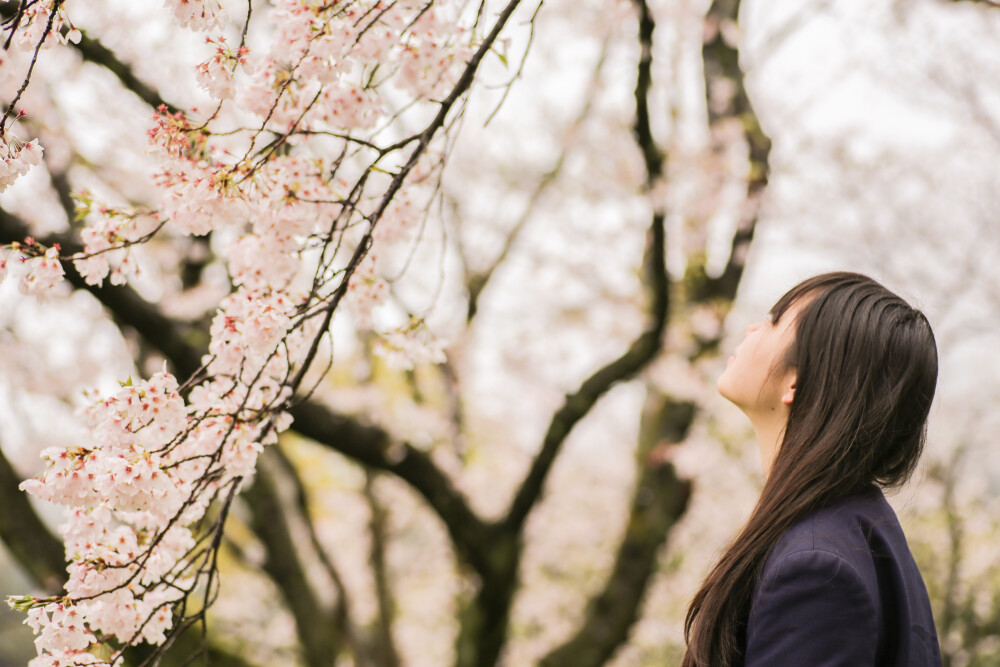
[683,272,942,666]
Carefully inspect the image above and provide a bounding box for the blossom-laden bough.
[1,0,526,664]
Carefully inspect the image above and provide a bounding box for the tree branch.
[460,38,610,323]
[0,442,65,595]
[269,444,372,666]
[0,348,248,665]
[945,0,1000,6]
[74,31,171,110]
[692,0,772,305]
[1,0,531,574]
[243,451,343,667]
[502,0,670,536]
[539,397,693,667]
[363,472,401,667]
[533,5,700,662]
[288,400,494,571]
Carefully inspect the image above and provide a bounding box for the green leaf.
[71,191,93,223]
[7,595,42,612]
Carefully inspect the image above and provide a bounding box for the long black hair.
[683,271,939,667]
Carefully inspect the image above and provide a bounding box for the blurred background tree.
[1,0,998,665]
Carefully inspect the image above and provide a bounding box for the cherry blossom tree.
[0,0,751,662]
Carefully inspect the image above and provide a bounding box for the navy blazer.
[745,487,942,666]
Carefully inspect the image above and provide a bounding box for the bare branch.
[461,37,610,323]
[502,0,670,535]
[690,0,772,306]
[944,0,1000,6]
[288,400,495,570]
[269,445,371,665]
[482,0,544,126]
[363,472,401,667]
[530,0,778,657]
[74,30,172,110]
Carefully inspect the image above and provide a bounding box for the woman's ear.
[780,374,796,406]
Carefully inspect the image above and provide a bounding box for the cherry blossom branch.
[360,0,529,237]
[399,1,436,35]
[2,210,347,666]
[282,128,385,153]
[0,2,170,112]
[140,483,235,630]
[1,1,29,51]
[271,0,538,575]
[0,205,495,585]
[352,0,403,44]
[4,1,534,662]
[238,0,252,49]
[123,479,244,667]
[240,88,324,179]
[0,0,63,135]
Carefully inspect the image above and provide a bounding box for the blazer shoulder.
[767,489,902,568]
[760,489,909,610]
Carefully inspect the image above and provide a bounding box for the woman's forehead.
[770,289,819,324]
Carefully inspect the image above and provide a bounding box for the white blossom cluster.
[0,246,65,295]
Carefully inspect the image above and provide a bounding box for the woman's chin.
[716,374,748,410]
[716,372,732,400]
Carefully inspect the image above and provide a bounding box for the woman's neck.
[750,408,789,477]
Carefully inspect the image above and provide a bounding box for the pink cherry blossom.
[195,38,247,100]
[0,136,45,192]
[19,248,65,295]
[164,0,225,32]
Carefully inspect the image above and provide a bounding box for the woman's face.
[717,300,802,415]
